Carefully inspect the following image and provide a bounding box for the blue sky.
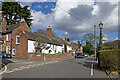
[20,1,119,43]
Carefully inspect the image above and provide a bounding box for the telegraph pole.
[94,25,97,61]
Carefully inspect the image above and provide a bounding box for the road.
[2,57,108,78]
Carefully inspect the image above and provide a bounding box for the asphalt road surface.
[2,57,108,78]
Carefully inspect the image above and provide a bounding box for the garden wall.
[27,53,75,61]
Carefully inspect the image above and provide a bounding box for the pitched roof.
[0,23,20,33]
[6,23,20,33]
[23,31,61,46]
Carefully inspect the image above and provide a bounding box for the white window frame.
[16,36,20,44]
[6,33,10,41]
[6,46,10,54]
[12,49,15,56]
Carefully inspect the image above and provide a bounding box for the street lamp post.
[99,22,103,50]
[94,25,97,61]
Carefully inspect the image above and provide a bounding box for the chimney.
[52,35,55,39]
[65,38,67,41]
[47,26,52,39]
[60,38,62,41]
[1,18,7,31]
[57,37,60,40]
[20,18,31,32]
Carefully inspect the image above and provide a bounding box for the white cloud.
[30,0,119,41]
[31,10,54,29]
[65,32,68,35]
[92,5,99,15]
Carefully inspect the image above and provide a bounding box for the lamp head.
[99,22,103,29]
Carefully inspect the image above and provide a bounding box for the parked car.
[84,54,88,57]
[75,53,84,58]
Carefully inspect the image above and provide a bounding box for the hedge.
[99,49,120,73]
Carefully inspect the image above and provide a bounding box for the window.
[6,46,10,54]
[12,49,15,56]
[16,36,20,44]
[6,33,10,41]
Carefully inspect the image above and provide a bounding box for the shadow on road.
[2,58,13,65]
[0,58,13,70]
[69,58,103,71]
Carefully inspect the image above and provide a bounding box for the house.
[0,17,79,59]
[0,18,32,59]
[0,18,64,59]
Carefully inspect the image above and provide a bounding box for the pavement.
[1,57,110,78]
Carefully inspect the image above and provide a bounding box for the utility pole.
[94,25,97,61]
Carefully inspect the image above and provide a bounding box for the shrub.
[99,49,120,72]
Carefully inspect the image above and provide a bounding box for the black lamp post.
[99,22,103,50]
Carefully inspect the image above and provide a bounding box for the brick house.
[0,17,80,59]
[0,18,62,59]
[0,18,31,59]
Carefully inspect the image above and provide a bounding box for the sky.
[18,0,119,43]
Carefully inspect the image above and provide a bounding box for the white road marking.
[91,61,94,76]
[3,61,59,74]
[0,62,7,74]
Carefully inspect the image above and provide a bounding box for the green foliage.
[103,46,118,50]
[64,44,67,53]
[67,38,70,42]
[35,37,46,50]
[78,41,80,44]
[83,41,94,55]
[81,33,99,46]
[99,50,119,72]
[2,2,33,26]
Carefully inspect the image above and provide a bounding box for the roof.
[0,23,20,33]
[23,31,61,46]
[6,23,20,33]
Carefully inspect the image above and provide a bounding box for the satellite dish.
[102,34,108,41]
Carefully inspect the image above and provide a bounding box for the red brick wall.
[1,33,12,53]
[27,53,75,61]
[20,21,31,32]
[1,18,7,31]
[12,29,28,59]
[1,20,31,59]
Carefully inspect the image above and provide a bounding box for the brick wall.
[27,53,75,61]
[1,33,12,53]
[12,29,28,59]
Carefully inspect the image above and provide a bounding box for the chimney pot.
[3,18,6,21]
[21,18,25,22]
[65,38,67,41]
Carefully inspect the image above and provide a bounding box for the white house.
[24,31,63,54]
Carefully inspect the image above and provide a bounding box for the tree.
[35,37,47,52]
[83,41,94,55]
[64,44,67,53]
[2,2,33,26]
[67,38,70,42]
[81,33,99,46]
[78,41,80,45]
